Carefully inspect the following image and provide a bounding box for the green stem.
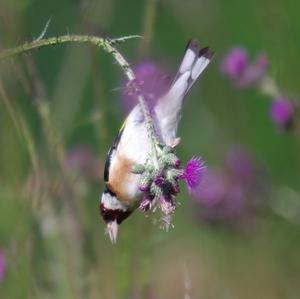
[0,33,160,163]
[0,35,138,60]
[103,41,160,164]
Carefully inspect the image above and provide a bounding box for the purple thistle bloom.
[0,251,6,282]
[237,53,268,88]
[192,172,228,207]
[224,146,268,197]
[221,48,268,88]
[122,61,171,112]
[255,53,268,70]
[190,146,269,228]
[221,48,248,79]
[270,98,294,131]
[225,146,254,179]
[181,156,206,190]
[193,170,250,223]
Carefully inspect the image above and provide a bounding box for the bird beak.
[106,220,119,244]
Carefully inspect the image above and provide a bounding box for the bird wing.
[103,106,151,203]
[104,121,126,182]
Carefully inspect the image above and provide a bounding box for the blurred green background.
[1,0,300,298]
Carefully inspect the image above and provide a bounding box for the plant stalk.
[0,33,160,163]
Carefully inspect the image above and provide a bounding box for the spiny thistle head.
[132,144,206,229]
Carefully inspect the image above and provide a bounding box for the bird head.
[100,189,132,243]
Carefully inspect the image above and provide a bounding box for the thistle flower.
[191,146,268,228]
[134,148,206,229]
[122,61,171,112]
[0,251,6,282]
[220,47,300,134]
[195,172,247,222]
[221,48,248,79]
[221,48,268,88]
[181,156,206,190]
[225,146,254,179]
[238,53,268,88]
[270,98,294,132]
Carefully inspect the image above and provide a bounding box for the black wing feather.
[104,126,125,182]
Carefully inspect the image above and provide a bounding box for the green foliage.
[0,0,300,298]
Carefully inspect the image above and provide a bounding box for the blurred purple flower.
[238,54,268,88]
[66,145,102,181]
[181,156,206,191]
[193,171,228,207]
[221,48,248,79]
[225,146,254,179]
[122,61,171,112]
[0,251,6,282]
[195,172,247,222]
[221,48,268,88]
[270,98,294,131]
[191,147,268,227]
[255,53,268,70]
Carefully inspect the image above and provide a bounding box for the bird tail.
[154,40,214,145]
[170,39,214,98]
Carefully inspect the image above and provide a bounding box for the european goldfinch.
[100,39,213,242]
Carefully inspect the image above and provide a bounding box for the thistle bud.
[166,168,184,181]
[131,164,145,174]
[165,153,181,167]
[139,195,153,211]
[139,171,153,192]
[158,153,181,168]
[150,184,162,198]
[154,175,164,186]
[162,145,174,154]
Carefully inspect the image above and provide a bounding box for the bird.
[100,39,214,242]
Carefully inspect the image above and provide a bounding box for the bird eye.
[100,205,107,216]
[99,203,113,223]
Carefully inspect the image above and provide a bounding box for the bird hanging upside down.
[100,39,214,243]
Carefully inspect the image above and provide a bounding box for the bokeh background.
[1,0,300,298]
